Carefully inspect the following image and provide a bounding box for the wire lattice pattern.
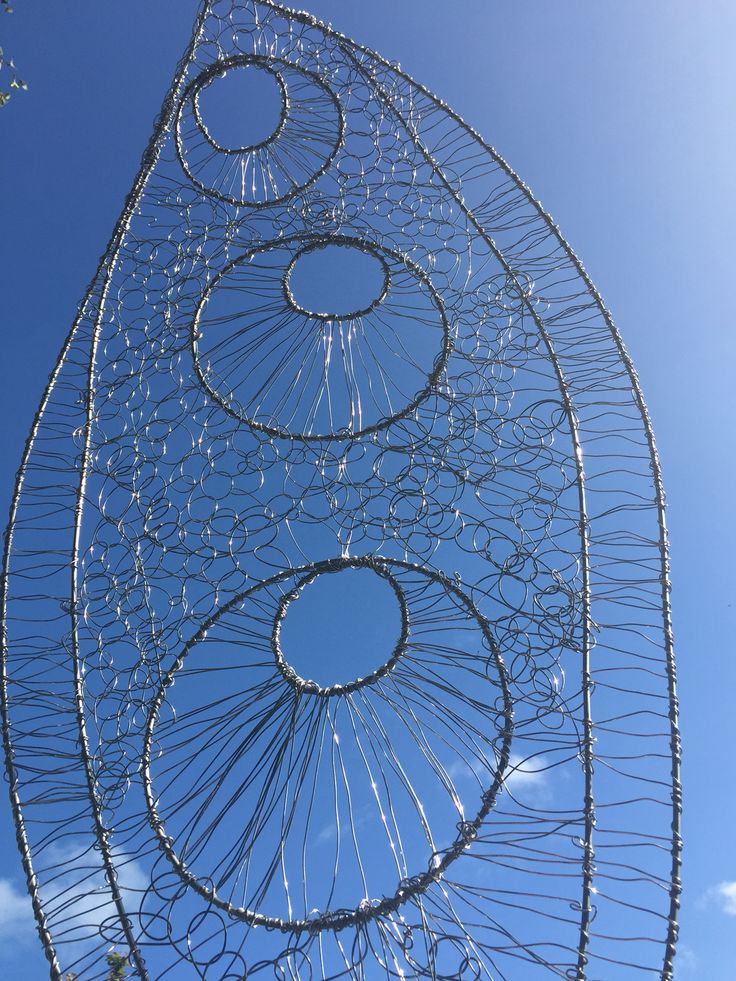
[1,1,680,979]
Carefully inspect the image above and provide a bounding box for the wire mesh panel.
[1,2,680,979]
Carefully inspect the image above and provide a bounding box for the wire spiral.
[1,1,680,979]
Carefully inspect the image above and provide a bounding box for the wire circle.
[282,239,391,321]
[191,234,451,441]
[272,557,409,696]
[193,62,287,154]
[176,54,344,207]
[142,556,513,934]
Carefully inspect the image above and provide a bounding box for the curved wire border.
[0,5,215,978]
[0,2,681,978]
[259,8,682,976]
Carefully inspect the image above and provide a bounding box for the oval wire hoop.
[1,1,681,979]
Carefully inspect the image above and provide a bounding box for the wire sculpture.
[1,2,681,979]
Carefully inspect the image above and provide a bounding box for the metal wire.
[1,1,680,978]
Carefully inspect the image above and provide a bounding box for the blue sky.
[1,1,735,978]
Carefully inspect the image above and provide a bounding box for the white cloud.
[717,882,736,915]
[37,845,148,947]
[503,753,549,790]
[0,844,149,975]
[446,759,476,783]
[701,880,736,916]
[0,878,36,943]
[445,753,550,791]
[443,752,551,807]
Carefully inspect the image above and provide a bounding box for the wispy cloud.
[316,822,337,845]
[675,944,698,975]
[315,808,372,846]
[445,752,552,803]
